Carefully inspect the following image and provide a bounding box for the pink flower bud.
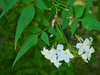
[52,19,55,27]
[83,59,89,63]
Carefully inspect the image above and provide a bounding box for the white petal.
[82,53,88,59]
[90,47,95,53]
[57,44,64,50]
[89,37,93,42]
[64,57,69,63]
[84,38,89,43]
[68,53,74,58]
[53,59,62,68]
[87,53,91,60]
[50,48,57,54]
[78,48,84,55]
[76,43,82,49]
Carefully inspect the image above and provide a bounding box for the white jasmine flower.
[61,49,74,63]
[41,44,74,68]
[56,44,65,61]
[76,37,93,55]
[82,47,95,61]
[50,56,62,68]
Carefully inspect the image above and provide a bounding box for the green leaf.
[49,6,56,18]
[15,6,35,50]
[13,34,38,66]
[56,26,65,43]
[75,6,85,18]
[86,0,93,14]
[81,16,100,31]
[24,68,36,74]
[43,18,49,27]
[0,0,6,9]
[0,0,17,18]
[36,0,49,10]
[66,6,73,17]
[73,5,82,16]
[67,0,76,6]
[21,0,34,3]
[62,19,69,30]
[27,26,41,33]
[71,20,78,36]
[62,10,67,20]
[48,27,56,35]
[7,11,17,24]
[38,69,48,75]
[41,32,49,45]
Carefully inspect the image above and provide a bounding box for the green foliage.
[0,0,100,74]
[71,20,78,36]
[13,34,38,66]
[36,0,49,10]
[62,19,69,30]
[66,6,73,17]
[81,16,100,31]
[43,18,49,27]
[15,6,35,49]
[27,26,41,33]
[41,32,49,45]
[56,25,65,43]
[0,0,6,9]
[21,0,34,3]
[0,0,17,18]
[75,6,85,18]
[86,0,93,14]
[48,27,56,35]
[67,0,76,6]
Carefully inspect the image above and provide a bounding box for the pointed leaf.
[36,0,49,10]
[62,19,69,30]
[0,0,6,9]
[67,0,76,6]
[15,6,35,49]
[66,6,73,17]
[62,10,67,20]
[43,18,49,27]
[81,16,100,31]
[0,0,17,18]
[56,26,65,43]
[75,6,85,18]
[86,0,93,14]
[48,27,56,35]
[13,34,38,66]
[21,0,34,3]
[71,20,78,36]
[41,32,49,45]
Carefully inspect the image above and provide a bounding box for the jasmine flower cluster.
[41,44,74,68]
[76,37,95,62]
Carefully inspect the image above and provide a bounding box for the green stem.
[53,0,67,8]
